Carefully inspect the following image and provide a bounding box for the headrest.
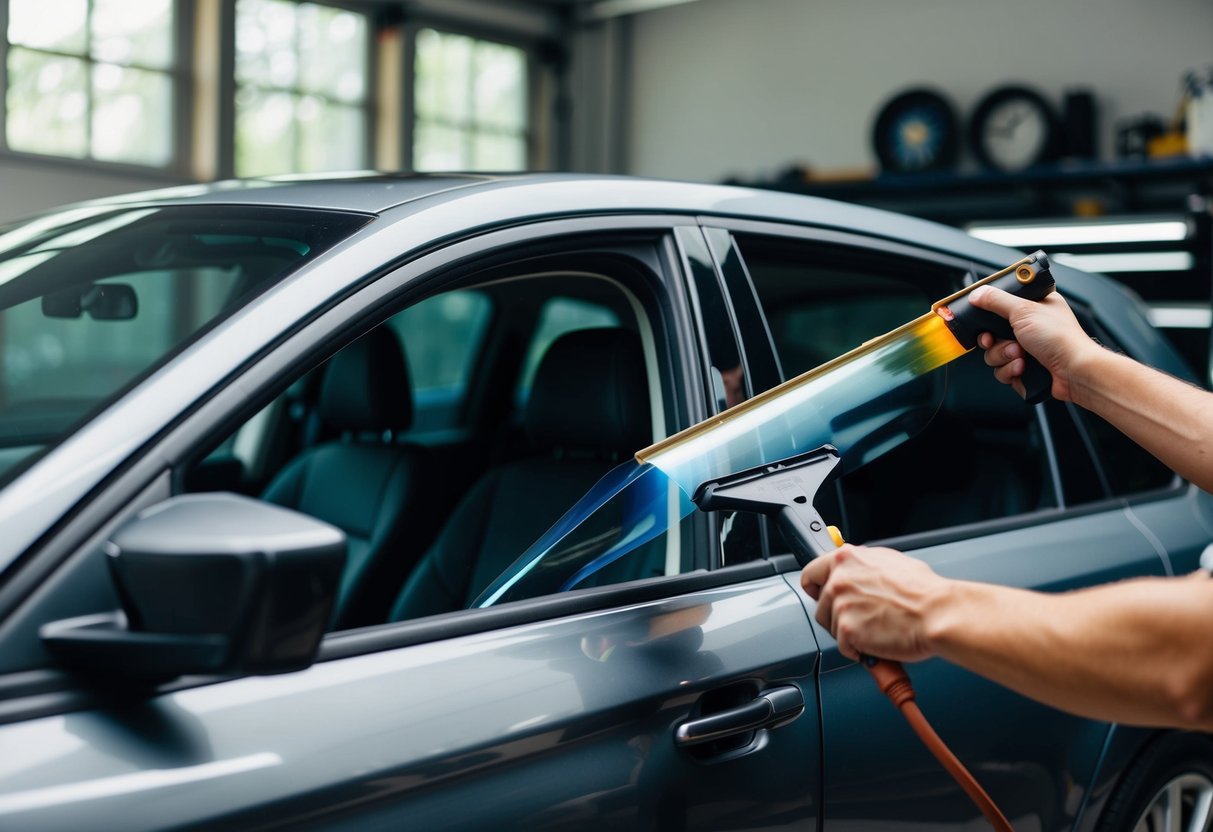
[319,326,413,433]
[524,328,651,453]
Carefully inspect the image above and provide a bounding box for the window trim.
[0,0,191,176]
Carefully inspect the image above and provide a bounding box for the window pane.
[235,0,298,89]
[8,0,87,53]
[473,132,525,171]
[414,120,468,171]
[235,87,296,176]
[91,63,172,165]
[473,41,526,131]
[298,5,366,102]
[414,29,470,123]
[6,48,87,157]
[1074,407,1176,495]
[91,0,174,69]
[297,98,364,172]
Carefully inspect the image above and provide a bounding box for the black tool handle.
[939,251,1056,404]
[775,505,838,563]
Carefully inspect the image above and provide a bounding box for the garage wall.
[626,0,1213,182]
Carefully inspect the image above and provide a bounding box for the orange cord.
[866,659,1014,832]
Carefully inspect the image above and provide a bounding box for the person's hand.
[800,545,948,663]
[969,287,1099,402]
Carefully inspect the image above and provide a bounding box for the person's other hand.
[969,287,1099,402]
[800,545,946,663]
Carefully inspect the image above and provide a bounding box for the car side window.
[736,234,1058,543]
[183,255,693,630]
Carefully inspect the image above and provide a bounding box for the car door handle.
[674,685,805,747]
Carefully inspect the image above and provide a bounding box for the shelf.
[739,158,1213,225]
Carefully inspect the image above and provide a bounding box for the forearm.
[1068,348,1213,492]
[926,575,1213,730]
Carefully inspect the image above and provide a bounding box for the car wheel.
[1098,733,1213,832]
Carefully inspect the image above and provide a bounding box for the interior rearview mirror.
[42,282,138,320]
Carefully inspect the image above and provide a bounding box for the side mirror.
[41,494,345,681]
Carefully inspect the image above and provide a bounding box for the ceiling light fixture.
[967,219,1190,247]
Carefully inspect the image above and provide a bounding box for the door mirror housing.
[42,494,345,681]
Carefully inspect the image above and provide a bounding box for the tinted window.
[1069,308,1177,496]
[0,204,369,485]
[1073,405,1176,495]
[1040,399,1107,507]
[738,235,1056,542]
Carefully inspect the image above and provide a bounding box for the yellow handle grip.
[827,525,844,547]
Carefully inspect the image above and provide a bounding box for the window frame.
[404,20,537,173]
[0,0,192,178]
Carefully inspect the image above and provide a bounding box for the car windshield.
[0,203,370,486]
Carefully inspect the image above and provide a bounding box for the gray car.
[0,174,1208,831]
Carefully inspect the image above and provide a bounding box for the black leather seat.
[389,327,652,621]
[262,326,433,629]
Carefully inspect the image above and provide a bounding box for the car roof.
[87,171,1010,260]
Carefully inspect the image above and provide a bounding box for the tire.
[1097,733,1213,832]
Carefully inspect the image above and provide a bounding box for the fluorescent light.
[968,219,1190,247]
[1147,305,1212,329]
[1053,251,1195,273]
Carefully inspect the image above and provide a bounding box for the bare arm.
[802,546,1213,731]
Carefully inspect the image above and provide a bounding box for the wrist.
[922,578,983,658]
[1065,341,1118,408]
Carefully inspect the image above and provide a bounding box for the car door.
[0,217,823,830]
[712,221,1171,831]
